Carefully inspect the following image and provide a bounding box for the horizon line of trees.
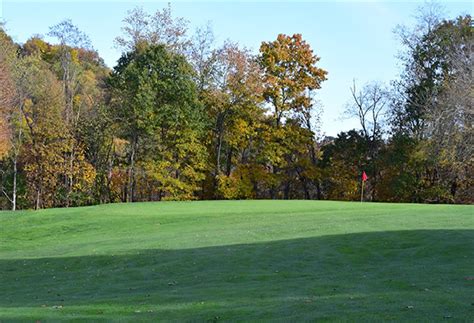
[0,3,472,210]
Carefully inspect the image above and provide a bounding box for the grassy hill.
[0,200,473,321]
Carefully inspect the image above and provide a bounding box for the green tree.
[319,131,367,201]
[108,44,206,201]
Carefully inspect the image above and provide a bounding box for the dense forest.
[0,4,472,210]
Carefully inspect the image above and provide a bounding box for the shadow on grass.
[1,229,473,320]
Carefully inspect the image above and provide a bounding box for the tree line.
[0,4,472,210]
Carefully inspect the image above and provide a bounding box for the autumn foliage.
[0,7,472,210]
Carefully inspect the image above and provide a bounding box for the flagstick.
[361,180,364,203]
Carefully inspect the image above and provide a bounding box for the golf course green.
[1,200,473,321]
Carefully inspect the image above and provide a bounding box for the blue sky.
[1,1,471,136]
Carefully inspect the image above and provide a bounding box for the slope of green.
[0,200,473,321]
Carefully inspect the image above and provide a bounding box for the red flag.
[362,171,368,182]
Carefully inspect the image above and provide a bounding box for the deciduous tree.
[259,33,327,198]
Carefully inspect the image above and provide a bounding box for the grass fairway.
[0,200,473,321]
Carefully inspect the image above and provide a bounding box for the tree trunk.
[127,136,138,203]
[316,181,322,200]
[66,141,75,208]
[12,157,17,211]
[225,147,232,176]
[35,187,41,210]
[302,178,310,200]
[283,181,290,200]
[216,134,223,175]
[270,165,279,199]
[216,114,224,176]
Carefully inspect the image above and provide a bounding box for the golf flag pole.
[361,171,368,202]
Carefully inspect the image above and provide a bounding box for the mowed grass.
[0,200,473,321]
